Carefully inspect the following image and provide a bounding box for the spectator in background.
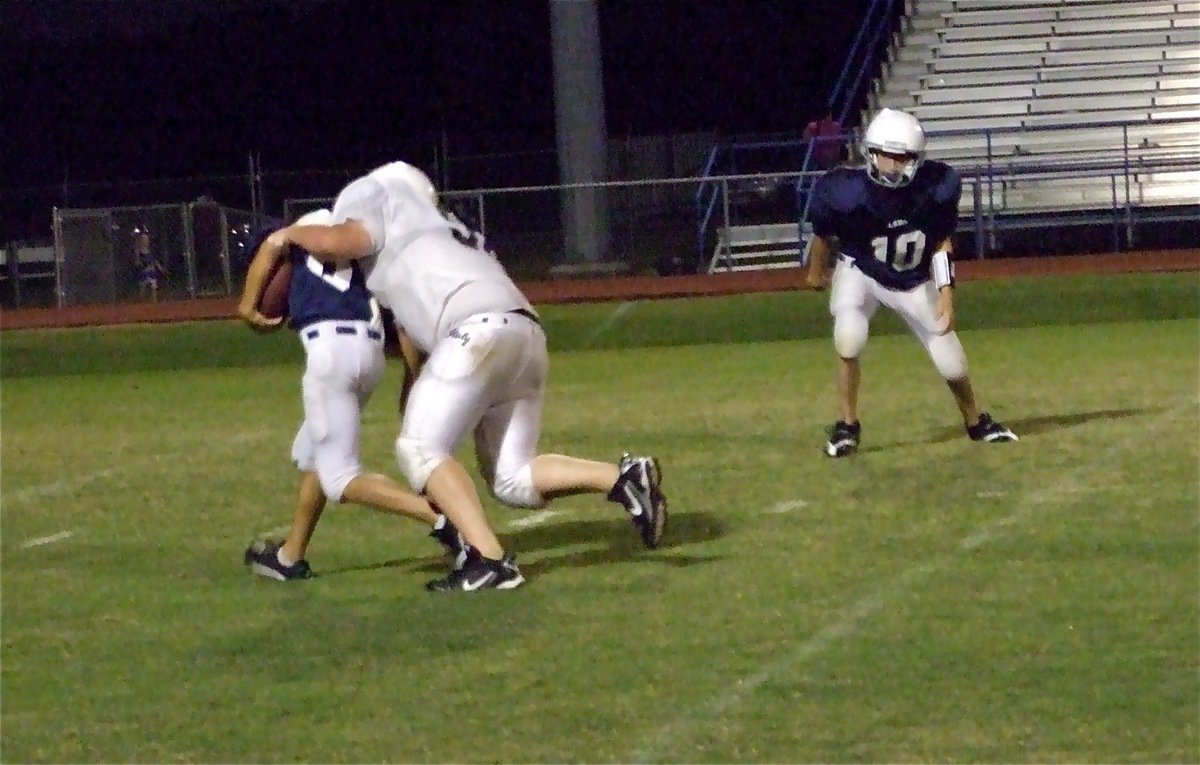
[803,108,846,171]
[133,228,167,302]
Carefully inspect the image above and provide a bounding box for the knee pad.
[395,436,448,493]
[490,463,545,509]
[833,311,870,359]
[926,331,969,381]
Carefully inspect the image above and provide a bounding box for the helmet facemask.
[866,149,922,188]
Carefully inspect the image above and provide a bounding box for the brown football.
[258,259,293,321]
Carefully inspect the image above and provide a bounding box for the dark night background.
[1,0,873,239]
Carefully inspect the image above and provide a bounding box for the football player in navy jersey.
[263,162,668,592]
[237,209,464,581]
[804,108,1017,457]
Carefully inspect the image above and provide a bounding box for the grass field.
[2,272,1198,763]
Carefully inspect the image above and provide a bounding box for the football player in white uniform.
[257,162,667,592]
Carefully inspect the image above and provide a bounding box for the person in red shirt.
[803,109,846,171]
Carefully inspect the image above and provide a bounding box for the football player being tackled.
[804,108,1018,458]
[237,209,465,581]
[261,162,668,592]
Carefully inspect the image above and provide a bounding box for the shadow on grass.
[317,555,429,578]
[926,406,1155,444]
[853,407,1155,455]
[325,511,728,581]
[507,511,727,580]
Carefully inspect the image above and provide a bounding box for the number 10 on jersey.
[870,230,926,271]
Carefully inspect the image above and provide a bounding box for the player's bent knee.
[395,436,447,493]
[833,312,869,359]
[927,332,968,380]
[491,464,545,509]
[316,467,359,503]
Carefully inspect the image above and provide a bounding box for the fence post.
[52,207,65,308]
[1122,123,1134,249]
[720,177,732,271]
[218,206,233,296]
[182,203,198,298]
[248,152,260,223]
[7,241,21,309]
[1110,174,1120,253]
[476,193,487,240]
[973,167,985,259]
[985,131,998,254]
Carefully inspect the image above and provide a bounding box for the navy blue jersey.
[287,251,376,330]
[809,160,961,291]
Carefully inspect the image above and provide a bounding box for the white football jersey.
[330,166,532,352]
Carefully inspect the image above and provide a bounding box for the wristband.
[931,249,954,289]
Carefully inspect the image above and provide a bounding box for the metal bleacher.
[876,0,1200,214]
[699,0,1199,273]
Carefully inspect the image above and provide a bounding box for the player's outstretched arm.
[237,235,287,332]
[932,236,956,334]
[806,235,834,290]
[279,221,375,265]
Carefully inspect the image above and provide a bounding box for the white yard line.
[627,486,1076,762]
[976,489,1008,499]
[627,405,1174,762]
[18,530,75,549]
[766,499,808,514]
[585,301,636,345]
[506,509,560,529]
[5,428,273,506]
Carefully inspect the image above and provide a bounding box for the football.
[257,258,293,321]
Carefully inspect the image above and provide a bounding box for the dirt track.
[2,249,1196,331]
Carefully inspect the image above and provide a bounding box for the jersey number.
[870,230,926,272]
[307,256,354,292]
[441,208,496,258]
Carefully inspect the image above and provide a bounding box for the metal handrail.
[829,0,897,124]
[925,114,1200,139]
[695,0,901,270]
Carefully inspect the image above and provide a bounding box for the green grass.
[2,272,1198,763]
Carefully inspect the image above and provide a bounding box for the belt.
[507,308,541,326]
[303,325,382,341]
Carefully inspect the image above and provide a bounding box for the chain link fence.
[50,202,264,308]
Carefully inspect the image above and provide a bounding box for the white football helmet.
[369,161,438,205]
[293,208,332,226]
[862,108,926,188]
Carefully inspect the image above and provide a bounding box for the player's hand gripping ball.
[257,258,293,321]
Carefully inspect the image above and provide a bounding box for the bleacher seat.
[870,0,1200,213]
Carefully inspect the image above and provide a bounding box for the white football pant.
[830,258,968,381]
[396,312,548,508]
[290,320,386,501]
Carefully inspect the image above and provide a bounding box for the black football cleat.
[967,412,1018,443]
[244,539,313,581]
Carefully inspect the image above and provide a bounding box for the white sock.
[432,513,448,531]
[276,548,297,567]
